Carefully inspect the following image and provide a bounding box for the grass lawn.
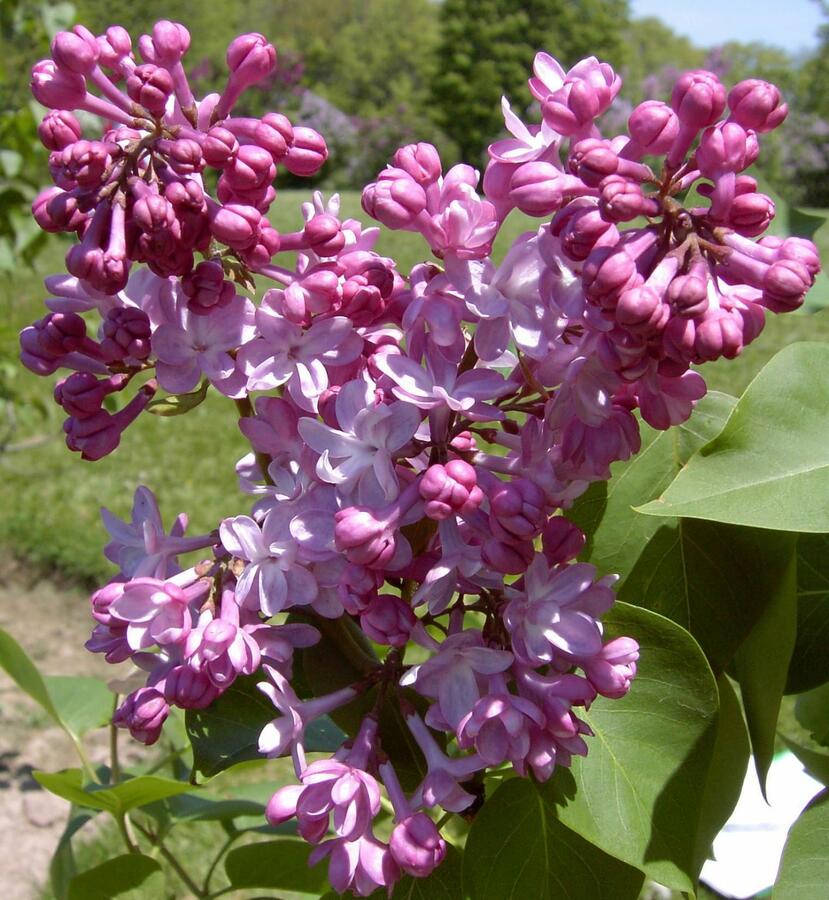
[0,189,827,586]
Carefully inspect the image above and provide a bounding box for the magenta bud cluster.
[20,22,820,898]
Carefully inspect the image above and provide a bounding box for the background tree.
[430,0,629,164]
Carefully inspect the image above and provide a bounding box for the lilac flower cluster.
[20,23,818,896]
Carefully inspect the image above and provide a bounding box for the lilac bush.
[15,19,822,897]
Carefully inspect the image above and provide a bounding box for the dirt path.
[0,566,110,900]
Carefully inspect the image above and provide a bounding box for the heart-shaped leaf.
[787,534,829,693]
[569,391,736,584]
[775,789,829,899]
[224,839,329,893]
[548,603,719,892]
[67,854,162,900]
[636,343,829,531]
[34,769,194,814]
[463,778,644,899]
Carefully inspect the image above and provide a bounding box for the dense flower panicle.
[23,21,819,896]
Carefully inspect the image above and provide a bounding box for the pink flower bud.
[389,814,447,878]
[728,191,775,237]
[143,20,191,67]
[202,125,239,168]
[182,260,236,315]
[419,460,483,520]
[778,237,821,277]
[163,138,204,174]
[223,144,276,191]
[255,112,294,160]
[38,110,82,150]
[32,187,85,233]
[671,70,726,129]
[599,176,658,223]
[762,258,812,313]
[541,517,585,565]
[54,371,127,417]
[582,246,638,308]
[226,33,276,86]
[728,79,787,132]
[100,307,152,362]
[584,637,639,699]
[59,139,111,188]
[334,506,397,569]
[96,26,132,71]
[615,285,668,334]
[208,202,261,249]
[542,59,620,134]
[393,142,442,185]
[667,272,709,317]
[696,121,752,177]
[569,138,618,187]
[362,170,427,228]
[164,665,220,709]
[31,59,87,110]
[304,214,345,256]
[283,126,328,177]
[114,687,168,745]
[627,101,679,154]
[508,161,565,216]
[126,63,173,117]
[489,478,548,542]
[694,309,744,361]
[553,202,615,260]
[360,594,416,647]
[51,29,100,75]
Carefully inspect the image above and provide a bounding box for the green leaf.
[733,551,798,792]
[393,847,464,899]
[548,603,719,891]
[463,778,644,900]
[186,672,347,780]
[224,839,329,893]
[146,379,210,416]
[0,630,113,748]
[795,683,829,747]
[779,699,829,786]
[774,790,829,899]
[0,626,60,721]
[43,676,113,737]
[570,391,736,584]
[694,675,750,871]
[158,792,268,823]
[618,521,796,673]
[636,343,829,531]
[50,808,96,900]
[67,854,163,900]
[34,769,194,814]
[786,534,829,693]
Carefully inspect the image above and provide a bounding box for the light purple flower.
[219,511,318,616]
[298,377,421,502]
[266,757,382,843]
[400,630,513,729]
[504,555,615,664]
[108,573,207,649]
[309,833,400,898]
[376,344,511,420]
[238,308,362,410]
[152,292,255,398]
[184,591,260,687]
[101,485,213,578]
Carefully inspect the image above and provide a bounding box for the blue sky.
[630,0,823,54]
